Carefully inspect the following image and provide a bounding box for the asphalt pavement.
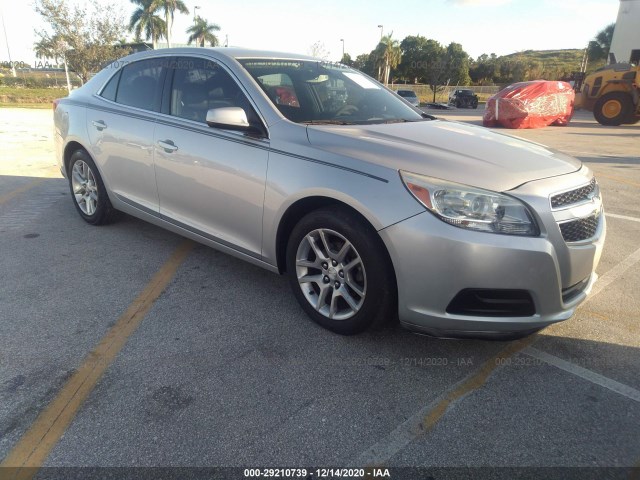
[0,107,639,479]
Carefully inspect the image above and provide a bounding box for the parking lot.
[0,107,639,478]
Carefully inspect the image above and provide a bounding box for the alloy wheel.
[71,160,99,216]
[295,228,367,320]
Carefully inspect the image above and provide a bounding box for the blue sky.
[0,0,620,65]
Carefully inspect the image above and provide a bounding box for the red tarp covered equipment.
[483,80,575,129]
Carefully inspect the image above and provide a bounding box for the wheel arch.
[63,140,91,176]
[63,141,116,203]
[274,196,393,279]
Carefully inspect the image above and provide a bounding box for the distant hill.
[469,49,605,84]
[502,49,584,63]
[500,49,601,74]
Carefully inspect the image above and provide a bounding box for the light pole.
[340,39,344,59]
[1,10,16,77]
[376,25,384,82]
[193,5,200,23]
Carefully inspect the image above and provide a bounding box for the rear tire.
[286,206,396,335]
[67,149,117,225]
[593,92,634,126]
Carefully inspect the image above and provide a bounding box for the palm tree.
[186,16,221,47]
[154,0,189,48]
[378,34,402,86]
[129,0,166,49]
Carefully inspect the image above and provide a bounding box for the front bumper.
[380,172,606,339]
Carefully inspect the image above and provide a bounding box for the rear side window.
[115,58,166,112]
[100,70,121,101]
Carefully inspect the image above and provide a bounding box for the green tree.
[340,53,353,66]
[398,35,430,83]
[186,16,221,47]
[445,42,471,86]
[154,0,189,48]
[406,38,447,101]
[34,34,73,93]
[588,23,615,65]
[129,0,166,49]
[469,53,498,85]
[34,0,129,84]
[352,53,371,74]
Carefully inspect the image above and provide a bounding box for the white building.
[610,0,640,64]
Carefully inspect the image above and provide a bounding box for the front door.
[154,57,269,258]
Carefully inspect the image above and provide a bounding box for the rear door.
[87,58,168,213]
[153,56,270,258]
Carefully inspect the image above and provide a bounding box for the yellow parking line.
[580,309,610,321]
[0,179,46,207]
[0,240,194,480]
[420,336,536,432]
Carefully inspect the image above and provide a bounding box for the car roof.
[116,47,321,64]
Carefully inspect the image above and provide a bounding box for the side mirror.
[205,107,267,137]
[206,107,251,131]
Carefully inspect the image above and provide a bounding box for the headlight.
[400,171,539,236]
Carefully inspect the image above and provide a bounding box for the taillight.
[53,99,60,111]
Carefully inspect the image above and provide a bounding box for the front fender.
[261,150,423,266]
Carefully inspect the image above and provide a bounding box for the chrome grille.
[551,178,597,209]
[559,214,600,243]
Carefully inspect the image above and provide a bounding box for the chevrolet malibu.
[54,48,605,338]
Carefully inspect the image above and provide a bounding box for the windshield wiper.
[302,120,357,125]
[379,119,411,124]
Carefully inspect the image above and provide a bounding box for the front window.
[168,57,260,126]
[239,59,425,125]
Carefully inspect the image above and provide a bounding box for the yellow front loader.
[576,62,640,126]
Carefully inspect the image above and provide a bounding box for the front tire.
[67,149,117,225]
[286,206,396,335]
[593,92,633,126]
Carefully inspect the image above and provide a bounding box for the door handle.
[92,120,107,131]
[157,139,178,153]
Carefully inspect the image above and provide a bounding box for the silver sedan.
[54,48,605,338]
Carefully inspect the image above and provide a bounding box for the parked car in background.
[396,89,420,107]
[54,48,605,339]
[449,89,479,109]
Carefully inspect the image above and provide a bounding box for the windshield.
[239,59,425,125]
[397,90,417,98]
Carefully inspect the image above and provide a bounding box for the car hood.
[306,119,582,192]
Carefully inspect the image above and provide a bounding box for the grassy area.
[0,87,68,107]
